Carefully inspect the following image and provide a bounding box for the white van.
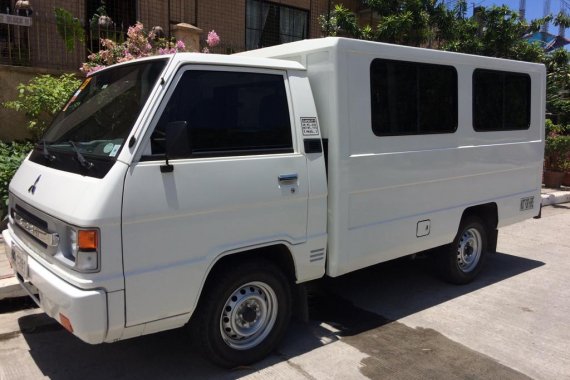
[2,37,544,367]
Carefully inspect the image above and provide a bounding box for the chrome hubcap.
[220,281,277,350]
[456,227,482,273]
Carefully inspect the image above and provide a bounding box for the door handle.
[278,173,298,183]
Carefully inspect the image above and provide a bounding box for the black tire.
[193,259,292,368]
[437,216,488,284]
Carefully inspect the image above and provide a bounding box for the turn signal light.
[59,313,74,333]
[78,230,98,250]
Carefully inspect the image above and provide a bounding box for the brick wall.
[137,0,168,32]
[0,0,86,70]
[195,0,246,52]
[3,0,364,72]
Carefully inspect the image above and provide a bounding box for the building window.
[370,58,458,136]
[246,0,308,50]
[150,70,293,158]
[473,69,531,131]
[0,0,11,13]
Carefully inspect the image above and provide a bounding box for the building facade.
[0,0,363,71]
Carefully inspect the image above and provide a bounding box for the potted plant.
[15,0,32,16]
[90,2,114,33]
[544,124,570,188]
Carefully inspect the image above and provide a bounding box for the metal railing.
[0,12,33,67]
[0,11,130,71]
[0,9,239,71]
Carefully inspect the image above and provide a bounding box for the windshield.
[42,59,167,160]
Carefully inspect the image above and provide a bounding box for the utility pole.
[519,0,526,21]
[542,0,551,33]
[560,0,569,37]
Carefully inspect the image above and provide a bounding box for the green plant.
[545,49,570,125]
[55,8,85,52]
[545,130,570,172]
[0,141,34,219]
[319,4,362,38]
[545,119,569,135]
[3,74,81,140]
[320,3,546,62]
[89,1,110,31]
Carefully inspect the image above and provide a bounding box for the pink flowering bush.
[81,22,221,75]
[202,30,220,53]
[207,30,220,47]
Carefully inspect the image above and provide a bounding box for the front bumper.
[2,228,108,344]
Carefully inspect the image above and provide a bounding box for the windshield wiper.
[40,140,55,162]
[68,141,94,169]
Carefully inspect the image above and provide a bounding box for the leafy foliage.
[543,50,570,175]
[320,2,546,62]
[371,0,452,47]
[442,6,545,62]
[319,4,362,38]
[545,49,570,125]
[54,8,85,52]
[2,74,81,140]
[0,141,34,219]
[321,0,458,47]
[545,133,570,172]
[554,11,570,31]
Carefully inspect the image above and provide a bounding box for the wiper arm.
[68,141,94,169]
[40,140,55,162]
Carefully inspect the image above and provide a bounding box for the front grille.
[8,197,62,257]
[13,205,48,229]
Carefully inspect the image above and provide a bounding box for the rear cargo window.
[473,69,531,131]
[150,70,293,158]
[370,59,458,136]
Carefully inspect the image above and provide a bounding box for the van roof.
[176,52,306,70]
[237,36,545,71]
[87,52,306,76]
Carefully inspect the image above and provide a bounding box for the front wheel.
[193,260,292,367]
[437,216,488,284]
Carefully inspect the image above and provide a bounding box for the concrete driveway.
[0,205,568,379]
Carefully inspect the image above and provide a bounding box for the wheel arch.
[192,243,302,320]
[206,244,297,282]
[461,203,498,229]
[460,202,499,252]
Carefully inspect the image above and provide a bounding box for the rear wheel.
[194,260,292,368]
[438,216,488,284]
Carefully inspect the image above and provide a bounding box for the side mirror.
[161,120,188,173]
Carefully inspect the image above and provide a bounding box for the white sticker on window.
[103,143,114,154]
[109,145,121,157]
[301,117,319,136]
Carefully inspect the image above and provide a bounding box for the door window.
[149,70,293,159]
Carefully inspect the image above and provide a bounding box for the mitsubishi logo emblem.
[28,175,41,194]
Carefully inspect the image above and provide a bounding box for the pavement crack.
[274,350,318,380]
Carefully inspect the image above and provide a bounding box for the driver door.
[121,66,309,326]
